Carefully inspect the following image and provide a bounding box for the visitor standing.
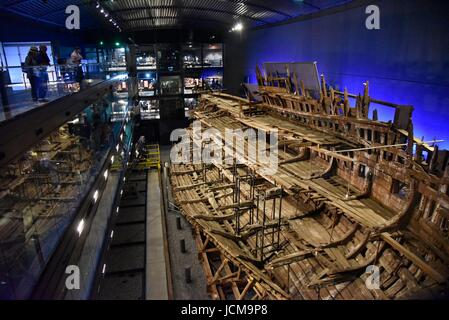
[37,45,50,102]
[70,46,84,85]
[23,47,39,102]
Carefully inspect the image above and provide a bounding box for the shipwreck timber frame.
[169,66,449,300]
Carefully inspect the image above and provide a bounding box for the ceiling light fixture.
[233,22,243,32]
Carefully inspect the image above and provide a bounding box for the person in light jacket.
[70,46,84,84]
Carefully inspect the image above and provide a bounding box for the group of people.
[23,45,50,103]
[24,46,83,103]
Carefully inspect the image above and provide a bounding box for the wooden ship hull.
[169,67,449,300]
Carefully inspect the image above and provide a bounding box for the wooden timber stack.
[169,66,449,300]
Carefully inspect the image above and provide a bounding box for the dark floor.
[97,171,147,300]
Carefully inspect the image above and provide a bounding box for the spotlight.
[96,3,100,9]
[233,23,243,31]
[76,219,85,236]
[100,8,104,13]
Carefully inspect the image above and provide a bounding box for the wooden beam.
[381,233,447,284]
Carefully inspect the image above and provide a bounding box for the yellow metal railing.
[111,155,123,172]
[136,144,161,170]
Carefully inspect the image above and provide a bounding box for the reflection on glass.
[0,99,124,299]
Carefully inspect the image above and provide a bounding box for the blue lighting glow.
[239,0,449,148]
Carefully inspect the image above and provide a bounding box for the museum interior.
[1,0,449,301]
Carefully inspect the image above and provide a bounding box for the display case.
[99,47,127,72]
[203,44,223,68]
[136,46,157,71]
[138,71,157,97]
[160,75,182,95]
[184,97,199,117]
[114,80,129,98]
[182,44,202,69]
[157,44,181,72]
[0,99,128,299]
[202,69,223,90]
[111,98,128,122]
[184,77,203,94]
[139,100,160,120]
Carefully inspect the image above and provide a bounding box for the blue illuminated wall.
[225,0,449,148]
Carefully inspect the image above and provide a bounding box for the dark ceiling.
[0,0,354,32]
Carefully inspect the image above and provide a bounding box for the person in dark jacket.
[24,47,39,101]
[36,45,51,102]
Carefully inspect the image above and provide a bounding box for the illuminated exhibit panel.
[184,77,203,94]
[203,44,223,68]
[0,100,128,299]
[136,46,157,71]
[184,98,199,110]
[114,80,129,98]
[101,47,127,72]
[160,75,182,95]
[111,99,128,122]
[140,100,160,120]
[182,44,202,69]
[202,68,223,90]
[138,72,157,97]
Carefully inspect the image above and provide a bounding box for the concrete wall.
[224,0,449,148]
